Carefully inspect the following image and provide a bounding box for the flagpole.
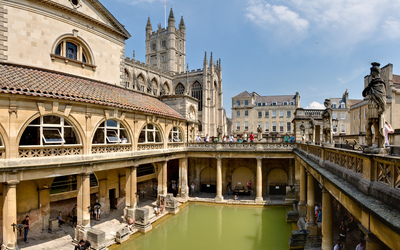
[164,1,166,28]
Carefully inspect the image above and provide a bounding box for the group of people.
[315,202,322,223]
[74,237,91,250]
[333,214,358,249]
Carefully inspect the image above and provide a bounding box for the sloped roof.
[255,95,295,104]
[0,63,184,119]
[233,91,252,98]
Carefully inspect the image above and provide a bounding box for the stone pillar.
[38,187,51,231]
[157,162,163,197]
[179,157,189,199]
[75,173,91,241]
[299,164,307,216]
[306,172,317,235]
[2,181,19,250]
[162,161,167,196]
[124,165,137,220]
[365,234,382,250]
[322,188,333,250]
[255,157,263,203]
[215,157,223,202]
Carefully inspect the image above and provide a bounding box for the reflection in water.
[115,204,292,250]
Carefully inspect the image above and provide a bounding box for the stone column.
[299,163,307,216]
[124,165,137,220]
[38,187,51,231]
[306,172,317,235]
[2,181,19,250]
[179,157,189,198]
[75,173,91,240]
[215,157,223,202]
[162,161,168,196]
[322,188,333,249]
[255,157,263,203]
[157,162,163,197]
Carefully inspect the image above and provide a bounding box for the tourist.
[284,134,290,143]
[247,180,252,192]
[228,134,234,143]
[196,135,201,142]
[317,209,322,222]
[237,136,242,143]
[121,135,128,143]
[57,211,66,226]
[339,221,348,244]
[72,204,78,227]
[127,216,135,231]
[227,181,231,196]
[222,136,227,143]
[243,132,248,142]
[234,195,239,201]
[79,237,91,250]
[249,132,255,143]
[384,121,394,147]
[191,182,195,196]
[333,240,341,250]
[154,206,159,216]
[204,134,210,143]
[93,200,101,221]
[290,134,295,143]
[22,215,29,243]
[355,240,365,250]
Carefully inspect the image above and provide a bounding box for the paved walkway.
[19,193,285,250]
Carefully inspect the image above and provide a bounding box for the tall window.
[137,74,145,91]
[244,122,248,130]
[236,100,240,106]
[279,111,284,118]
[175,83,185,95]
[163,82,170,95]
[236,111,240,117]
[191,82,203,111]
[265,122,269,132]
[138,124,162,143]
[244,111,248,117]
[92,120,129,144]
[124,69,130,88]
[265,111,269,118]
[258,111,262,118]
[341,112,346,119]
[333,125,338,134]
[244,100,249,106]
[151,78,158,95]
[272,122,276,132]
[20,116,80,146]
[287,111,291,117]
[279,122,284,132]
[340,102,345,108]
[287,122,291,132]
[272,111,276,118]
[341,124,346,133]
[236,122,240,130]
[169,127,183,142]
[332,112,337,120]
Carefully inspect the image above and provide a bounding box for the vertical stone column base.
[180,186,189,199]
[124,207,136,221]
[255,197,264,204]
[136,223,153,234]
[1,244,19,250]
[215,195,224,202]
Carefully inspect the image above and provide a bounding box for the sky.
[100,0,400,118]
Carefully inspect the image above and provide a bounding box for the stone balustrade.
[18,145,83,158]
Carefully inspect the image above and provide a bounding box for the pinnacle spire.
[179,15,185,28]
[146,17,152,30]
[168,8,175,21]
[203,52,207,66]
[209,52,213,67]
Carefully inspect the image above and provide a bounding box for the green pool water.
[114,203,292,250]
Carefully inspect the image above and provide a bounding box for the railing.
[18,145,83,158]
[304,109,323,117]
[137,143,164,151]
[186,142,295,151]
[375,156,400,189]
[324,148,364,174]
[91,144,132,154]
[167,143,185,149]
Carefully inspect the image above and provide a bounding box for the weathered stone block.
[87,228,106,250]
[116,227,130,244]
[286,211,299,223]
[135,208,152,233]
[289,230,309,249]
[48,219,60,233]
[165,194,179,214]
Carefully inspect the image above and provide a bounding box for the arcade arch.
[267,168,288,195]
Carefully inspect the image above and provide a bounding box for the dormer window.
[272,102,277,106]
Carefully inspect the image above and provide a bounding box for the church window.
[151,78,158,95]
[191,82,203,111]
[152,43,157,51]
[138,124,162,143]
[161,40,167,49]
[124,69,130,88]
[92,120,129,144]
[175,83,185,95]
[137,74,145,91]
[19,115,80,146]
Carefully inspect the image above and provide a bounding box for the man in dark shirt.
[22,215,30,243]
[75,237,91,250]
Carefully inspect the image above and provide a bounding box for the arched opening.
[232,167,254,195]
[151,78,158,95]
[175,83,185,95]
[267,168,287,195]
[137,74,145,91]
[168,126,183,142]
[200,167,216,193]
[53,36,93,64]
[92,119,129,144]
[163,82,170,95]
[124,69,131,88]
[137,163,157,198]
[19,115,80,146]
[167,159,179,197]
[191,81,203,111]
[138,123,162,143]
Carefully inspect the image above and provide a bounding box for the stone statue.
[257,125,263,141]
[300,122,306,143]
[362,62,386,149]
[322,99,333,144]
[308,118,315,142]
[217,126,222,141]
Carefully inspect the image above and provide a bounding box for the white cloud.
[245,0,309,32]
[306,101,325,109]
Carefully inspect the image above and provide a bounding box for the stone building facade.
[231,91,300,137]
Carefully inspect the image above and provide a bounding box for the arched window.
[137,74,145,91]
[92,120,129,144]
[191,81,203,111]
[175,83,185,95]
[50,173,98,194]
[138,124,162,143]
[168,127,183,142]
[53,38,92,64]
[124,69,130,88]
[19,115,80,146]
[161,82,170,95]
[151,78,158,95]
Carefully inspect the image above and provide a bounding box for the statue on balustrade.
[257,125,263,141]
[362,62,386,150]
[322,99,333,145]
[217,126,222,142]
[308,118,315,143]
[300,122,306,143]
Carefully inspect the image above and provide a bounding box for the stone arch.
[51,34,95,65]
[267,168,288,195]
[200,167,216,192]
[163,82,170,95]
[136,73,145,91]
[168,126,185,142]
[151,77,158,95]
[91,118,132,145]
[124,69,131,88]
[231,167,254,192]
[137,123,164,144]
[0,121,8,158]
[175,83,185,95]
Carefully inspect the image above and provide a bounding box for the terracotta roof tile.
[0,63,184,120]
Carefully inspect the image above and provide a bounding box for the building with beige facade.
[231,91,300,137]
